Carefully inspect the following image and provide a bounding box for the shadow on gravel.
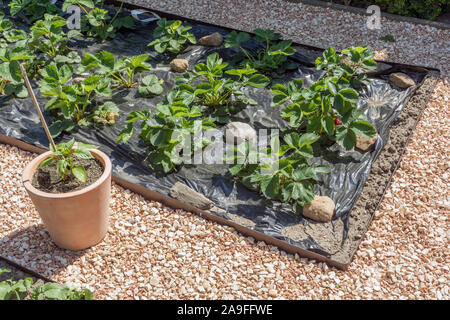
[0,224,88,280]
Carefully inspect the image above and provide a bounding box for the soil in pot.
[31,158,104,194]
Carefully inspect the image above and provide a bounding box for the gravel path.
[0,0,448,300]
[0,77,448,299]
[128,0,450,77]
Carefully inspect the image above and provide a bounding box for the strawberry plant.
[29,282,93,300]
[224,29,297,74]
[0,28,28,49]
[117,53,269,173]
[138,74,164,97]
[173,53,269,123]
[78,50,152,88]
[271,46,377,150]
[9,0,58,23]
[0,269,33,300]
[39,63,112,137]
[63,0,134,40]
[28,14,81,63]
[92,101,119,126]
[0,269,93,300]
[0,10,28,48]
[148,18,196,55]
[228,133,330,212]
[0,12,13,43]
[315,46,377,90]
[39,138,99,183]
[0,46,35,98]
[117,89,216,173]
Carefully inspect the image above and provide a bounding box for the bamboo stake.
[19,62,57,152]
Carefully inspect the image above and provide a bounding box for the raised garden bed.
[0,1,439,271]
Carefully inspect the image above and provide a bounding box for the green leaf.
[306,116,322,134]
[59,64,73,84]
[281,104,303,126]
[49,120,75,138]
[293,165,317,181]
[97,50,115,72]
[229,163,245,176]
[283,132,299,149]
[297,144,314,158]
[73,149,94,160]
[56,159,68,177]
[225,67,256,77]
[117,123,134,144]
[139,75,163,97]
[326,78,337,95]
[65,138,76,151]
[0,269,11,275]
[361,59,377,70]
[82,289,94,300]
[60,102,75,119]
[253,28,281,42]
[76,141,98,151]
[149,128,167,146]
[333,93,353,115]
[5,83,28,98]
[350,120,376,138]
[245,74,269,88]
[336,127,356,150]
[271,83,288,96]
[260,175,280,199]
[224,31,250,48]
[339,88,359,103]
[323,47,336,60]
[43,287,67,300]
[126,110,150,123]
[39,156,55,168]
[321,116,335,136]
[41,64,59,81]
[72,166,87,183]
[281,182,294,202]
[288,79,303,94]
[130,54,150,69]
[297,133,320,147]
[268,40,295,56]
[0,284,11,300]
[78,0,95,9]
[271,94,288,107]
[292,181,315,203]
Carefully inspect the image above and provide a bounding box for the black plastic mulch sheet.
[0,5,429,255]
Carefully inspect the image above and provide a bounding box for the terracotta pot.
[22,149,111,251]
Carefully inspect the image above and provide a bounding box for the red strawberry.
[334,118,342,126]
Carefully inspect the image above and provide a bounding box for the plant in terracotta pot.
[19,63,111,251]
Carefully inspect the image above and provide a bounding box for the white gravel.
[127,0,450,77]
[0,0,448,300]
